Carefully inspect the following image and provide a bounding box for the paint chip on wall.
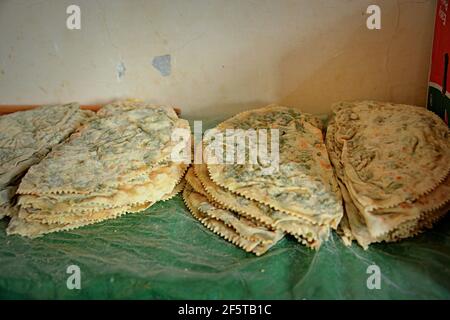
[116,62,126,82]
[152,54,171,76]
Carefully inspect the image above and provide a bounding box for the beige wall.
[0,0,436,119]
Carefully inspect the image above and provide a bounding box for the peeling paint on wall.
[152,54,171,77]
[116,62,126,82]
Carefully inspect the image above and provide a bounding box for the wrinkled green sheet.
[0,195,449,299]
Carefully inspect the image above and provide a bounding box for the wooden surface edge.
[0,105,181,116]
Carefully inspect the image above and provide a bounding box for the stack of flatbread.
[183,105,343,255]
[0,103,92,219]
[183,169,284,256]
[326,101,450,249]
[7,101,189,238]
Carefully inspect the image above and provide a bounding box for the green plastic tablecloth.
[0,195,449,300]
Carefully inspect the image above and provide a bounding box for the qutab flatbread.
[194,163,329,248]
[206,105,343,227]
[17,163,187,214]
[0,103,92,207]
[182,183,284,256]
[335,101,450,210]
[17,102,189,195]
[327,101,450,248]
[8,101,190,237]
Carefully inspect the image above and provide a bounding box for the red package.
[428,0,450,127]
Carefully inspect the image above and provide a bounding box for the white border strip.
[429,82,450,99]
